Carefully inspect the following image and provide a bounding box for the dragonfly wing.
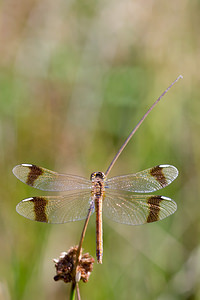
[106,165,178,192]
[16,190,93,223]
[103,190,177,225]
[13,164,91,191]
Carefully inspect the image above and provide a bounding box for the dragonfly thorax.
[90,172,106,198]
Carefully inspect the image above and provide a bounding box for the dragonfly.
[13,76,182,264]
[13,163,178,263]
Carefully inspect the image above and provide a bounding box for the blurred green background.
[0,0,199,299]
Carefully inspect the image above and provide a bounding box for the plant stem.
[70,281,76,300]
[76,202,93,263]
[105,75,183,177]
[70,203,93,300]
[76,283,81,300]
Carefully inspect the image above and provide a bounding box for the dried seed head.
[77,252,95,283]
[54,246,94,284]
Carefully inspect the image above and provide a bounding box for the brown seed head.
[54,246,94,284]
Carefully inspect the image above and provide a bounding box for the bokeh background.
[0,0,199,299]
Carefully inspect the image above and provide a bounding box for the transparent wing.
[106,165,178,193]
[16,190,93,223]
[13,164,91,191]
[103,189,177,225]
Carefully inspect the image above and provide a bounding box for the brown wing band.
[150,165,168,187]
[26,165,44,186]
[30,197,48,222]
[147,196,163,223]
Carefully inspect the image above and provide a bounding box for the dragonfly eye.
[90,172,96,181]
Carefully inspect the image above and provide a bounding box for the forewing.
[103,190,177,225]
[13,164,91,191]
[106,165,178,193]
[16,190,93,223]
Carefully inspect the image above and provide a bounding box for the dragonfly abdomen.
[95,196,103,264]
[90,171,106,263]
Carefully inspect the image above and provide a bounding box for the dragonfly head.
[90,171,106,182]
